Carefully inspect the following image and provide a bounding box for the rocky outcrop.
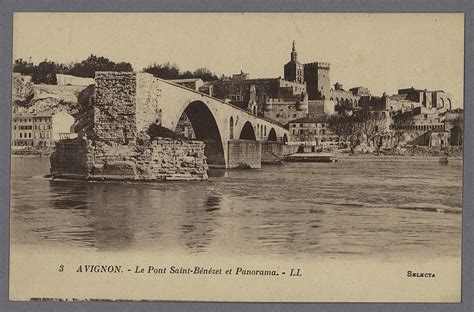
[12,80,93,117]
[12,73,34,106]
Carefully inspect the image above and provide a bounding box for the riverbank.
[336,154,463,162]
[330,145,463,160]
[11,147,53,157]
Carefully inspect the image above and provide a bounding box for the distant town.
[12,41,463,160]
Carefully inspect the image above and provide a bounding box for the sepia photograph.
[8,12,464,302]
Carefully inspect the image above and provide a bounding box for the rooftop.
[389,94,409,101]
[289,116,334,124]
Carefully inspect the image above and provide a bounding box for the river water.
[10,156,462,260]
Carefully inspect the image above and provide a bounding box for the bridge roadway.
[134,73,289,168]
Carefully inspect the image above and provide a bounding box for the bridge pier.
[227,140,262,169]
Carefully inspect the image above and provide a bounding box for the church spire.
[290,40,298,62]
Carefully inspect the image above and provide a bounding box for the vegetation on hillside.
[143,62,219,81]
[13,55,134,84]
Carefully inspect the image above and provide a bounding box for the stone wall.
[227,140,261,168]
[94,72,137,144]
[51,137,208,181]
[136,73,163,133]
[56,74,95,86]
[50,138,93,178]
[261,142,298,163]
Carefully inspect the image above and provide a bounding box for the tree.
[143,62,181,79]
[391,117,415,147]
[13,58,35,76]
[327,111,390,150]
[448,114,463,146]
[355,111,389,147]
[193,67,218,81]
[13,55,133,83]
[32,60,58,84]
[143,63,219,81]
[327,114,360,147]
[69,54,133,78]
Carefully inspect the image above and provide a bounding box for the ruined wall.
[136,73,163,134]
[94,72,137,144]
[50,138,93,178]
[227,140,261,168]
[51,137,208,181]
[52,72,208,181]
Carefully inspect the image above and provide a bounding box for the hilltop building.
[201,70,308,125]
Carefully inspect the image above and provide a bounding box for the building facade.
[288,116,340,146]
[202,76,308,125]
[12,111,75,149]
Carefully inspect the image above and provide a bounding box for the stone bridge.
[92,72,290,168]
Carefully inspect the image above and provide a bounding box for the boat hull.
[285,153,338,163]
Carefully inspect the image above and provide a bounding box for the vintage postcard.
[9,12,464,302]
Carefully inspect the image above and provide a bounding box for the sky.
[13,13,464,107]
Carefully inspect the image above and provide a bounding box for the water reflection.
[178,193,224,253]
[10,156,463,259]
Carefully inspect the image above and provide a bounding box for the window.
[19,133,22,138]
[28,133,31,138]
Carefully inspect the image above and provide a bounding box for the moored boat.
[285,152,338,163]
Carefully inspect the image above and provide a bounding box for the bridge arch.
[239,121,256,140]
[177,100,226,166]
[267,128,277,141]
